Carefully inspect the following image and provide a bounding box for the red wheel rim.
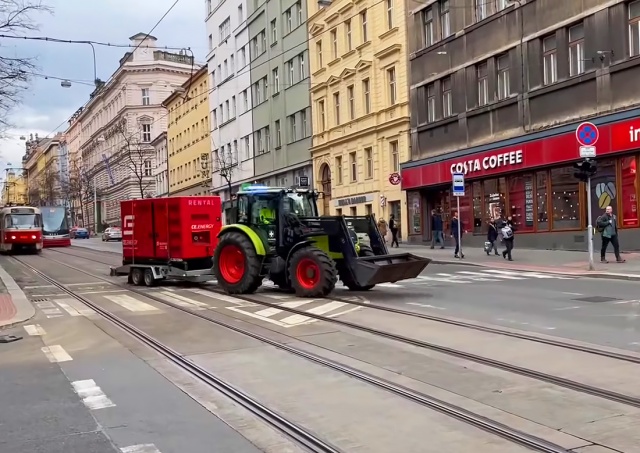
[296,258,321,289]
[218,244,245,284]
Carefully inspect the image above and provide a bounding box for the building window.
[289,114,297,142]
[347,85,355,120]
[318,99,326,131]
[331,29,338,59]
[387,67,396,105]
[365,147,373,179]
[477,62,488,106]
[508,174,535,232]
[333,92,340,125]
[275,120,281,147]
[238,5,243,21]
[299,53,305,79]
[208,34,213,50]
[386,0,394,29]
[442,77,452,117]
[219,17,231,41]
[141,88,150,106]
[301,109,308,137]
[423,8,433,47]
[569,23,585,76]
[141,123,151,142]
[360,11,368,42]
[316,40,323,67]
[536,171,549,230]
[426,83,435,122]
[543,34,558,85]
[630,0,640,56]
[271,19,277,43]
[440,0,450,38]
[144,160,152,177]
[335,156,343,184]
[475,0,488,21]
[286,9,292,33]
[273,67,279,93]
[297,1,302,24]
[287,60,294,85]
[362,78,371,114]
[349,151,357,182]
[497,54,510,99]
[496,0,508,11]
[242,90,248,111]
[551,166,580,230]
[621,156,638,227]
[365,204,372,216]
[390,141,399,172]
[345,19,352,51]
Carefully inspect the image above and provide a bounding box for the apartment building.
[308,0,410,233]
[403,0,640,250]
[152,132,168,197]
[21,133,64,205]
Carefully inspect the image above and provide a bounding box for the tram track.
[11,251,578,453]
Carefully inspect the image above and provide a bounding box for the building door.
[320,163,331,215]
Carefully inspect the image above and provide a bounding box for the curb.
[0,265,35,329]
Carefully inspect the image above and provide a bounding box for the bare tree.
[0,1,53,135]
[39,166,58,204]
[115,121,155,199]
[61,159,85,224]
[215,149,237,197]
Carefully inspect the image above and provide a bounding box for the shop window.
[483,178,506,220]
[590,159,617,224]
[621,156,638,227]
[550,166,580,229]
[458,184,473,233]
[408,192,422,235]
[508,174,534,232]
[472,181,482,234]
[536,171,549,230]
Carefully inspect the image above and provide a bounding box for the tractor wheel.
[288,247,337,298]
[342,244,376,291]
[213,232,262,294]
[269,272,294,293]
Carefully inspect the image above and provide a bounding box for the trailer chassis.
[109,262,215,287]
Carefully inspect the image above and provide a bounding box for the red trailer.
[110,196,223,286]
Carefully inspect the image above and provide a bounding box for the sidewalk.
[398,243,640,281]
[0,261,35,329]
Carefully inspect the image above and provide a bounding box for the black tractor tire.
[342,244,376,291]
[213,231,263,294]
[288,247,337,298]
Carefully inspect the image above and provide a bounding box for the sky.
[0,0,207,174]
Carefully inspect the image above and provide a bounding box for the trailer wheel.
[143,269,156,287]
[213,232,262,294]
[288,247,337,298]
[341,244,376,291]
[130,268,144,286]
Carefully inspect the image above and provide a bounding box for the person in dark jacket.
[501,216,515,261]
[430,209,444,249]
[596,205,625,263]
[486,218,500,256]
[450,211,464,259]
[389,214,399,247]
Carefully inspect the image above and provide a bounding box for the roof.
[161,65,209,107]
[129,33,157,41]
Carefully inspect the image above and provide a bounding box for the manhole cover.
[573,296,620,303]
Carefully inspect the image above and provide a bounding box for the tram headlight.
[10,235,15,240]
[31,235,36,239]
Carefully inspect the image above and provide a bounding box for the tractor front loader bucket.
[348,253,432,287]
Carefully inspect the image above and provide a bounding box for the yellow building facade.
[2,171,27,205]
[308,0,411,239]
[163,65,211,196]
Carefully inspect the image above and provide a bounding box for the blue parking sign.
[452,173,465,196]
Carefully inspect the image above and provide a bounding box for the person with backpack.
[485,218,500,256]
[501,215,515,261]
[596,205,625,263]
[450,211,464,259]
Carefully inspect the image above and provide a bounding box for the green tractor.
[212,186,431,298]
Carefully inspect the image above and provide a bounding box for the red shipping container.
[121,196,222,263]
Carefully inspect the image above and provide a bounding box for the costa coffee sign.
[449,150,523,175]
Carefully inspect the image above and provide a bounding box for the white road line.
[414,276,471,283]
[449,271,501,281]
[42,308,63,318]
[67,282,106,286]
[254,299,314,317]
[226,306,289,327]
[24,285,54,289]
[36,301,56,308]
[561,292,583,296]
[121,444,161,453]
[71,379,116,410]
[612,300,640,305]
[377,282,403,288]
[484,269,570,279]
[459,270,525,280]
[553,306,582,311]
[280,301,347,325]
[103,294,160,312]
[24,324,46,335]
[78,290,128,295]
[407,302,446,310]
[30,293,66,297]
[155,291,210,310]
[41,345,72,362]
[187,288,258,306]
[55,299,95,317]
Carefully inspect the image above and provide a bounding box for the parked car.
[102,227,122,242]
[73,227,90,239]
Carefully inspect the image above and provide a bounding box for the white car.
[102,227,122,242]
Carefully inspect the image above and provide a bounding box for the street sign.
[576,122,599,147]
[579,145,596,158]
[388,172,401,185]
[299,176,309,186]
[452,173,465,196]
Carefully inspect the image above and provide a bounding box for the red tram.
[0,205,43,254]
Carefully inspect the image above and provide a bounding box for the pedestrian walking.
[501,215,515,261]
[596,205,625,263]
[450,211,464,258]
[485,218,500,256]
[377,218,388,244]
[389,214,399,247]
[430,209,444,249]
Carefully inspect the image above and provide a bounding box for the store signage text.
[449,150,523,175]
[334,193,374,207]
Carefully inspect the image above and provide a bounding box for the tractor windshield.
[284,193,316,217]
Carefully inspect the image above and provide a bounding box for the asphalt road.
[70,239,640,351]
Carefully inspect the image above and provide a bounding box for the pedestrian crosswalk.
[381,269,575,287]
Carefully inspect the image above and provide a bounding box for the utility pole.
[574,122,599,271]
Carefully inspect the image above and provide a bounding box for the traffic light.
[573,159,597,182]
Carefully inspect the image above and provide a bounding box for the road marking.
[121,445,161,453]
[78,289,128,295]
[24,285,54,289]
[553,306,582,311]
[67,282,106,286]
[41,345,72,362]
[484,269,572,279]
[254,299,314,317]
[561,292,583,296]
[280,301,347,325]
[30,293,66,297]
[155,291,210,310]
[497,318,556,330]
[407,302,446,310]
[71,379,116,410]
[56,299,95,317]
[453,271,502,281]
[42,308,63,318]
[377,282,403,288]
[459,270,525,280]
[24,324,46,335]
[226,306,290,327]
[103,294,160,312]
[187,288,258,306]
[612,300,640,305]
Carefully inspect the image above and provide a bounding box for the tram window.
[6,214,40,228]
